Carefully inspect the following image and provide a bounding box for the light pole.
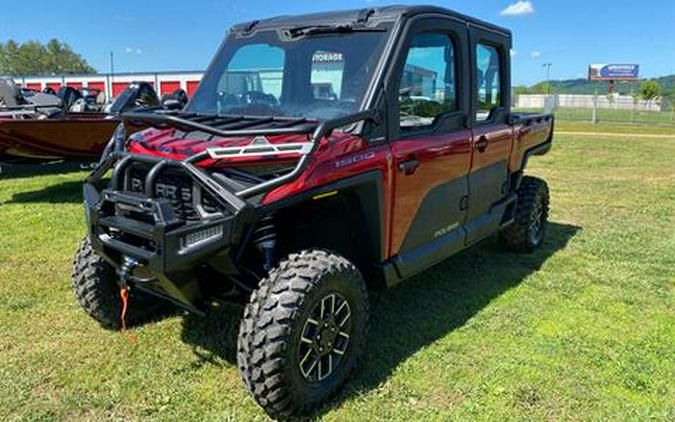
[543,63,552,94]
[108,51,115,101]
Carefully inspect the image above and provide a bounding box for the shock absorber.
[253,215,277,272]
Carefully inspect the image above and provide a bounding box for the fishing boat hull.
[0,113,119,162]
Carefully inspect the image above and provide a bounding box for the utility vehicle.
[73,5,554,418]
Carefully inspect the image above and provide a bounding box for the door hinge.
[459,195,469,211]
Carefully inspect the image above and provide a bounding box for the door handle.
[398,159,420,175]
[475,136,488,153]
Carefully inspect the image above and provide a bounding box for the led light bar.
[180,225,224,252]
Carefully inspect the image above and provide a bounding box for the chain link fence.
[513,94,675,126]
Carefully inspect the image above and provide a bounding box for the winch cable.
[119,287,137,344]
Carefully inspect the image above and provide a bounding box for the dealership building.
[9,71,205,101]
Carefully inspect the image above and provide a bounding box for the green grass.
[1,128,674,421]
[514,107,675,127]
[556,120,675,135]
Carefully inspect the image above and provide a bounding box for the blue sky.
[0,0,673,85]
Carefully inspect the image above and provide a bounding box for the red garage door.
[112,82,129,97]
[26,83,42,91]
[47,82,62,91]
[87,82,105,92]
[187,81,200,97]
[160,81,181,96]
[67,82,83,89]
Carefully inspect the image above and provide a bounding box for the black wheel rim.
[297,292,352,383]
[528,195,545,245]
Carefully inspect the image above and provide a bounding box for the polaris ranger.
[73,5,554,418]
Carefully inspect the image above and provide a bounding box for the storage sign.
[588,64,639,81]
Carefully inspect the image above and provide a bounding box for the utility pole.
[109,51,114,101]
[543,63,552,94]
[542,63,553,113]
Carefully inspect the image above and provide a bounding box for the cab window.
[475,43,502,121]
[399,32,457,130]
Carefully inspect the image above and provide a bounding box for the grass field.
[1,125,674,421]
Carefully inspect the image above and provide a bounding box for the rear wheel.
[500,176,549,252]
[237,250,368,419]
[71,237,165,329]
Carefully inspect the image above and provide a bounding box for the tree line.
[513,79,668,103]
[0,39,96,76]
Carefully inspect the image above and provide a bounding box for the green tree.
[639,80,661,101]
[0,39,95,76]
[513,85,530,96]
[529,81,552,94]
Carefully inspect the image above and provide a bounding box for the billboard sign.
[588,64,639,81]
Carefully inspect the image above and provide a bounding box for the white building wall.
[515,94,661,111]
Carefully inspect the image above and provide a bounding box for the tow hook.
[117,256,139,289]
[117,256,140,344]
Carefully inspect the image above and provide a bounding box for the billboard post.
[588,64,640,124]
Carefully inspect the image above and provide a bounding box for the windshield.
[187,27,390,120]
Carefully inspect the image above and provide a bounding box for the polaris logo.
[130,178,192,202]
[335,151,375,168]
[251,136,270,145]
[434,222,459,238]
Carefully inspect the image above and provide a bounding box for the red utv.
[73,6,554,418]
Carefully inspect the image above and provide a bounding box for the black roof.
[232,5,511,37]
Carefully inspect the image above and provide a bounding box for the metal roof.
[232,5,511,37]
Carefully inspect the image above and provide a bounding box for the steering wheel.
[240,90,278,107]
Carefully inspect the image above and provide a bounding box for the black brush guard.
[83,110,375,311]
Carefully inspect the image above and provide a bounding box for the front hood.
[126,126,367,169]
[128,127,313,163]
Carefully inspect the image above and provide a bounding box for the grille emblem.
[251,136,270,146]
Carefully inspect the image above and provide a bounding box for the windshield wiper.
[286,23,385,38]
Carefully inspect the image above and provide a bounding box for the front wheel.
[499,176,550,252]
[237,250,368,419]
[71,237,166,329]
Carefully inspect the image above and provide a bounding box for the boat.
[0,79,186,163]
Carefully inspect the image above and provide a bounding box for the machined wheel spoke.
[335,300,348,317]
[304,356,319,378]
[300,348,313,367]
[300,349,319,378]
[300,335,313,344]
[338,330,350,340]
[326,354,333,379]
[338,308,351,328]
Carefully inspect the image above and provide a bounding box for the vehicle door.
[465,25,513,243]
[386,17,472,278]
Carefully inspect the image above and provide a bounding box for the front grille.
[126,165,221,221]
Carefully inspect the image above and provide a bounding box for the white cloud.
[500,1,535,16]
[510,49,517,57]
[530,51,541,59]
[125,47,143,55]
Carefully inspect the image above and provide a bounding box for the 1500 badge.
[335,151,376,168]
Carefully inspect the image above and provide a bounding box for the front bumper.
[84,151,256,310]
